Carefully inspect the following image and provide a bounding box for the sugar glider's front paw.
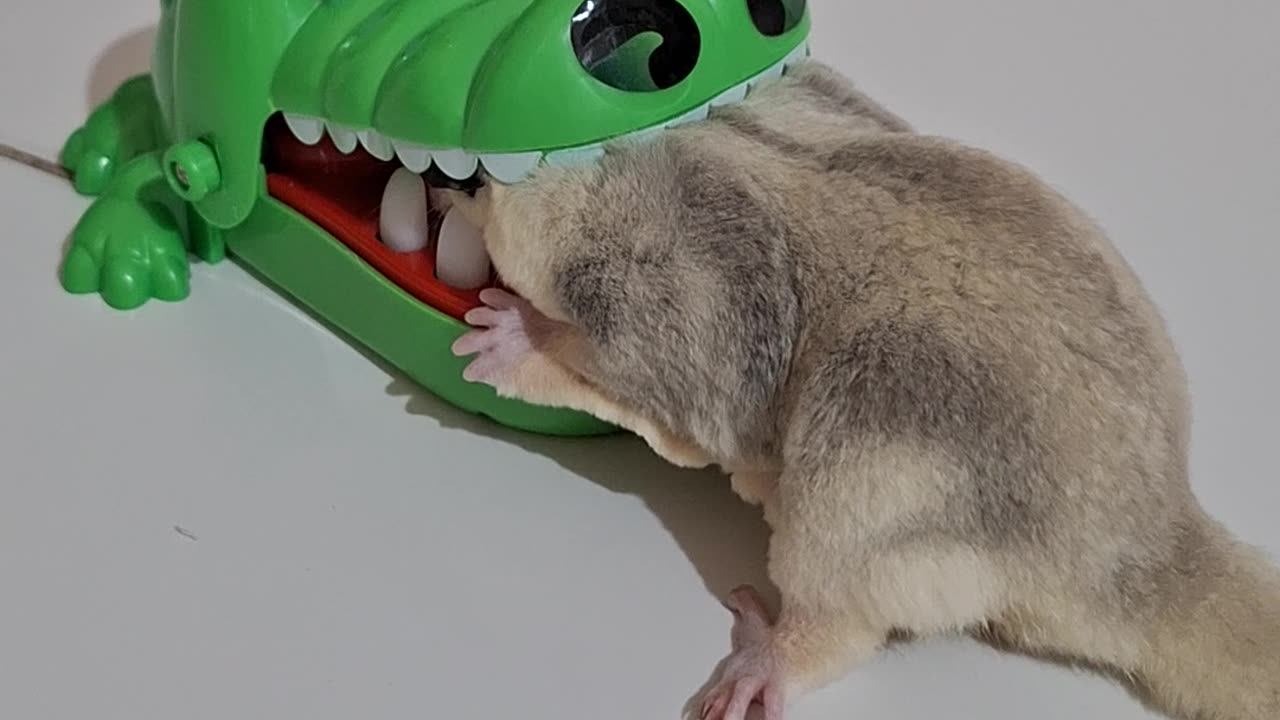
[452,288,543,396]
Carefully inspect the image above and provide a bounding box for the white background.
[1,1,1276,718]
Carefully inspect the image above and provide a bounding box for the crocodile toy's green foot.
[60,75,163,197]
[60,128,116,196]
[61,196,190,310]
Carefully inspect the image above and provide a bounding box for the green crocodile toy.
[59,0,810,436]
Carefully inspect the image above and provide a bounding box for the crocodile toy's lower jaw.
[261,113,490,322]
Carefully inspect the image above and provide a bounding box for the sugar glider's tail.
[1137,515,1280,719]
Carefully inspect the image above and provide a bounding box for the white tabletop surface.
[2,2,1277,719]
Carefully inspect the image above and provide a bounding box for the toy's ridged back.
[269,0,810,153]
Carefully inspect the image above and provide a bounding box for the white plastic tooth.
[479,152,541,184]
[782,42,810,72]
[358,130,395,161]
[327,123,359,154]
[432,149,479,180]
[379,168,430,254]
[393,141,434,173]
[666,103,710,129]
[543,144,604,169]
[710,80,750,107]
[283,114,325,145]
[620,125,663,147]
[745,67,782,99]
[759,59,787,83]
[436,208,491,289]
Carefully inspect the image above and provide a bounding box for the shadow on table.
[384,372,777,605]
[87,27,157,110]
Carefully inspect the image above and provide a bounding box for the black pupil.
[747,0,805,37]
[571,0,701,91]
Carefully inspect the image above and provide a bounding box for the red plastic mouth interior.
[261,114,486,321]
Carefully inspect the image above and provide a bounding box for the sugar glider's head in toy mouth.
[250,0,809,321]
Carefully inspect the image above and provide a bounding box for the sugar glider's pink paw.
[701,586,785,720]
[452,288,538,391]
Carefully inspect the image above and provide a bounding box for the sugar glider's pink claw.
[451,329,491,357]
[701,675,779,720]
[761,685,784,720]
[462,306,502,328]
[701,689,730,720]
[478,287,521,309]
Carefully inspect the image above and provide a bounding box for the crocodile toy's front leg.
[61,75,164,196]
[61,151,191,310]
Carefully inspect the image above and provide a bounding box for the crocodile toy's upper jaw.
[270,38,810,187]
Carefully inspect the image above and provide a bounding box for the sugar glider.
[440,61,1280,720]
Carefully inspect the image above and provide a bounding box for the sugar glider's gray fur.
[444,61,1280,719]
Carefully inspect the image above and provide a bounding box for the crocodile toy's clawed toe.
[60,246,99,295]
[60,128,115,196]
[148,255,193,303]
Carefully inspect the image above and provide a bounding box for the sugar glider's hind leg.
[454,288,714,468]
[697,466,898,720]
[698,527,888,720]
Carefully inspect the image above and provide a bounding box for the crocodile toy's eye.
[571,0,701,92]
[746,0,806,36]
